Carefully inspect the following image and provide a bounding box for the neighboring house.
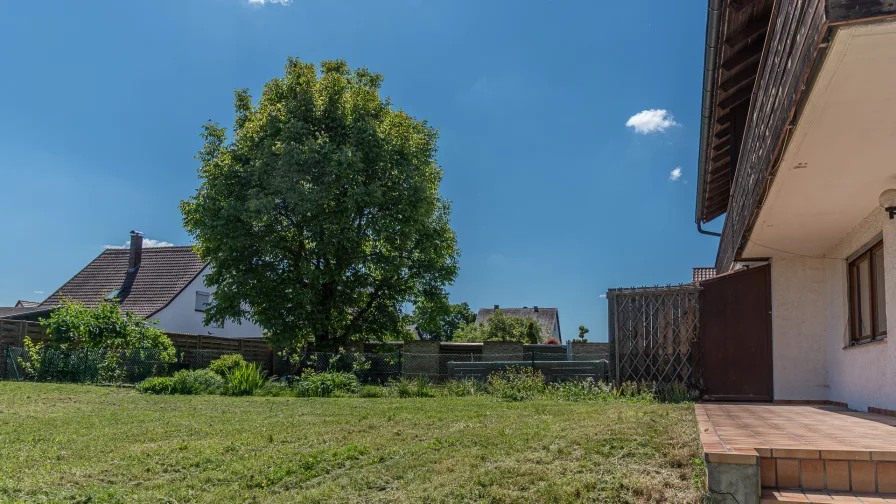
[13,231,263,338]
[692,1,896,411]
[475,306,561,343]
[14,300,40,308]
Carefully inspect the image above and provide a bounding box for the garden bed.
[0,382,705,503]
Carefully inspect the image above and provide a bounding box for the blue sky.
[0,0,721,341]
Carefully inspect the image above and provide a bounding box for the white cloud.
[33,290,44,295]
[248,0,291,5]
[669,167,682,181]
[625,109,679,134]
[599,294,607,299]
[105,238,175,249]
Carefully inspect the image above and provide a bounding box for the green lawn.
[0,382,704,503]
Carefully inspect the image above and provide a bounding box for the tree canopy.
[454,309,542,344]
[411,301,476,341]
[181,58,459,350]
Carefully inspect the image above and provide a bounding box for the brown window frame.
[848,240,886,344]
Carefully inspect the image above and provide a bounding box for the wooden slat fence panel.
[607,285,701,386]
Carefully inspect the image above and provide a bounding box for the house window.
[195,291,211,312]
[849,240,886,344]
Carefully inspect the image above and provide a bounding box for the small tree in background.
[577,325,590,342]
[454,309,542,343]
[411,301,476,341]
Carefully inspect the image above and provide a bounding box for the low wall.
[569,342,611,362]
[448,361,608,382]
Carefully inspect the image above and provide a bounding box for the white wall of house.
[767,209,896,411]
[151,266,264,338]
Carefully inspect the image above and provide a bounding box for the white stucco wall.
[768,208,896,411]
[770,257,830,400]
[151,266,264,338]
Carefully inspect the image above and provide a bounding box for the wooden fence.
[606,284,701,386]
[0,320,275,371]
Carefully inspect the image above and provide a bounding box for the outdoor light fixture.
[880,189,896,219]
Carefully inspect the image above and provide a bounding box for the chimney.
[128,230,144,271]
[533,306,539,312]
[494,304,499,310]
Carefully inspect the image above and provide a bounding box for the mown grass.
[0,382,706,503]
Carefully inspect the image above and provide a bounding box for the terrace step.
[761,488,896,503]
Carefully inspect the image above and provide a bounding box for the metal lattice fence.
[607,284,701,386]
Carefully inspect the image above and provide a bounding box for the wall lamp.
[880,189,896,219]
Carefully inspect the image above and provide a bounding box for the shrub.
[655,382,699,403]
[487,366,546,401]
[358,385,387,398]
[614,381,657,402]
[137,376,173,394]
[209,354,247,377]
[255,380,290,397]
[548,378,614,402]
[394,376,435,398]
[226,362,267,396]
[295,370,359,398]
[170,369,224,395]
[442,378,487,397]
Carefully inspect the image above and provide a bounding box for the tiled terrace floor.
[697,403,896,460]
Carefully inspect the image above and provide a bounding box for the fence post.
[2,343,7,380]
[397,349,402,377]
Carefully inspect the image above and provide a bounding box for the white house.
[695,9,896,413]
[30,231,263,338]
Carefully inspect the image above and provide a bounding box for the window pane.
[195,292,210,311]
[859,258,872,339]
[875,248,887,334]
[852,264,861,340]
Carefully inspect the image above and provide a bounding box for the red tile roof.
[40,247,206,318]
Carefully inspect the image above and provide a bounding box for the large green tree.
[454,309,542,344]
[181,58,459,350]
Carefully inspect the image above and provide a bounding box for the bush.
[548,378,614,402]
[393,376,435,398]
[170,369,224,395]
[655,381,699,403]
[295,371,359,398]
[255,380,291,397]
[543,337,561,345]
[226,362,267,396]
[487,366,546,401]
[136,376,173,394]
[358,385,387,398]
[442,378,487,397]
[614,381,658,402]
[209,354,247,377]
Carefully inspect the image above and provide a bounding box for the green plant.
[208,354,247,377]
[577,326,590,342]
[357,385,387,398]
[548,378,614,402]
[97,353,125,383]
[613,381,657,402]
[393,377,435,398]
[17,336,43,380]
[170,369,224,395]
[295,370,359,398]
[136,376,173,394]
[225,362,267,396]
[442,378,487,397]
[655,381,699,403]
[486,366,546,401]
[40,299,175,361]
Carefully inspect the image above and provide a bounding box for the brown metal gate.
[698,264,773,401]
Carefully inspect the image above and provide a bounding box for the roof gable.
[40,247,206,318]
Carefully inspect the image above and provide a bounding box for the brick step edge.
[762,488,896,503]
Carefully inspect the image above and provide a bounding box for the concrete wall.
[768,209,896,410]
[569,342,611,362]
[152,266,264,338]
[482,342,524,362]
